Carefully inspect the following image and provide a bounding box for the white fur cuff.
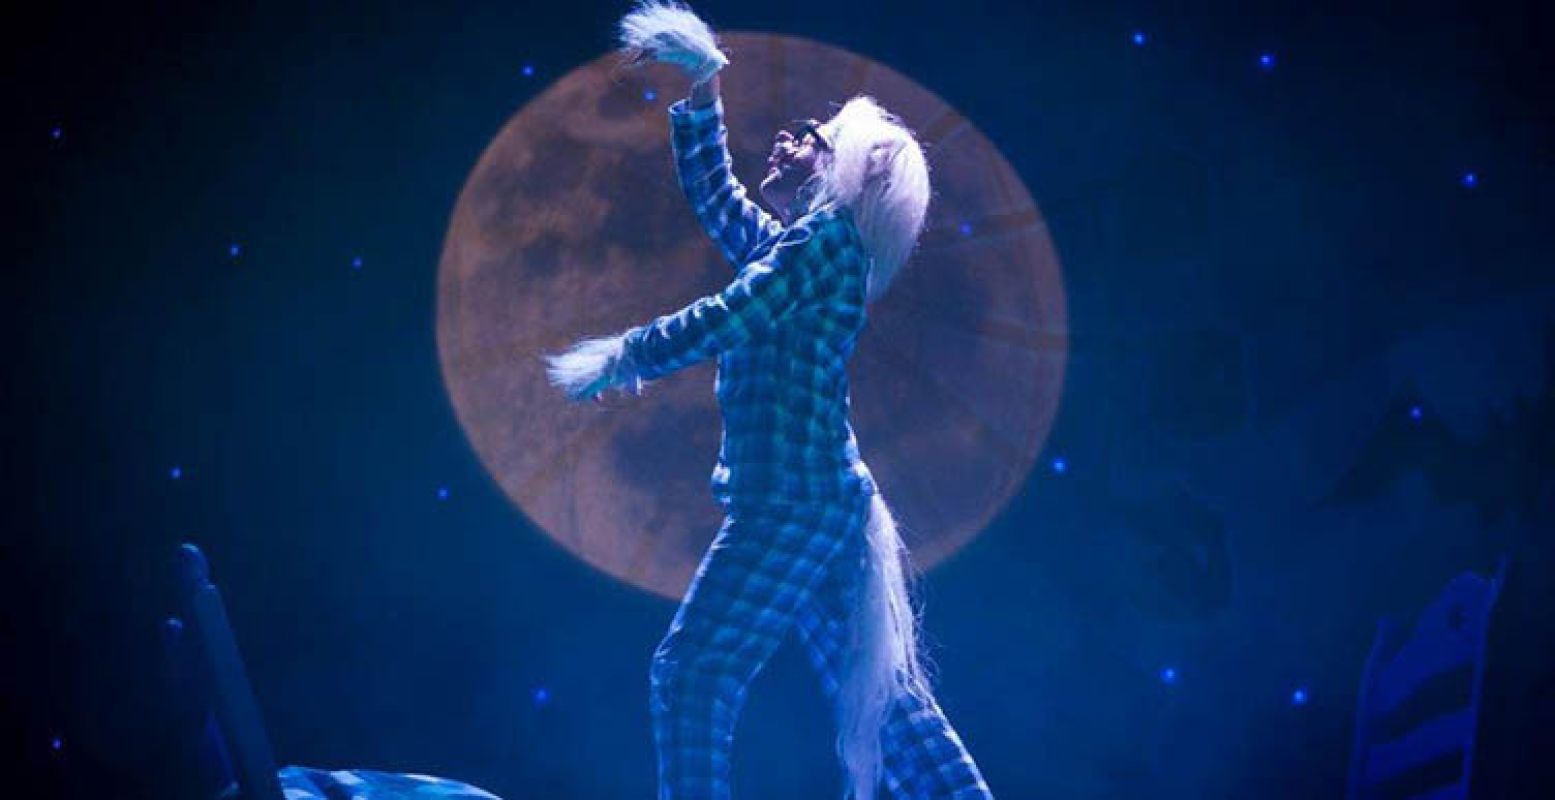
[544,333,644,402]
[617,1,728,83]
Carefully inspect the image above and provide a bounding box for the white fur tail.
[836,493,934,800]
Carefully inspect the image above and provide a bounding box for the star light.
[351,256,363,271]
[1050,457,1067,475]
[1291,687,1309,706]
[437,486,450,501]
[1160,666,1178,685]
[1131,31,1147,47]
[644,88,658,102]
[50,126,63,141]
[170,466,183,480]
[1259,52,1276,70]
[1461,171,1478,188]
[228,242,242,259]
[51,737,62,752]
[1409,405,1423,421]
[958,221,973,236]
[533,687,551,707]
[522,64,535,78]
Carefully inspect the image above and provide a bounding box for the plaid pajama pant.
[650,492,993,799]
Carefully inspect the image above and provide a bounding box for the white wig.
[808,96,932,305]
[796,97,935,799]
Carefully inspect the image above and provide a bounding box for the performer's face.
[760,119,831,222]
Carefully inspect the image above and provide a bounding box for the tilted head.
[759,117,832,224]
[759,96,931,304]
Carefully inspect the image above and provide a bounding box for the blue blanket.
[278,765,502,799]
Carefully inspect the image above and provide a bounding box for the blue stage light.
[1160,666,1177,685]
[522,64,535,78]
[1259,52,1276,70]
[534,687,551,707]
[1292,687,1309,705]
[50,126,63,141]
[644,88,658,102]
[229,242,242,258]
[1461,171,1478,188]
[351,256,363,270]
[1051,457,1067,474]
[959,221,973,236]
[1132,31,1147,47]
[1409,405,1423,421]
[437,486,450,501]
[170,466,183,480]
[51,737,62,752]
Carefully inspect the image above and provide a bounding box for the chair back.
[164,543,283,800]
[1346,558,1507,800]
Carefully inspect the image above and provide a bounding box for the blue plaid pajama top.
[622,97,879,507]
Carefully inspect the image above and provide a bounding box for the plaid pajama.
[791,500,994,800]
[622,96,875,507]
[633,97,993,798]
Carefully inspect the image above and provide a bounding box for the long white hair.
[799,97,934,800]
[793,106,941,790]
[836,493,936,800]
[808,96,932,305]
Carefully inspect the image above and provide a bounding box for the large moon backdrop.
[436,33,1067,599]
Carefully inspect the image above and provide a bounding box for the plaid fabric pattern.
[651,497,993,799]
[791,504,994,800]
[641,98,993,799]
[623,97,876,508]
[668,97,785,270]
[277,765,501,799]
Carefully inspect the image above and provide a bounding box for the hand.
[577,357,645,404]
[631,45,727,84]
[617,1,728,83]
[661,47,726,83]
[543,333,645,404]
[575,368,643,404]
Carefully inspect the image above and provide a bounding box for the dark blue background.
[6,0,1552,796]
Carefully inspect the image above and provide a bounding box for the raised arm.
[671,75,783,270]
[622,208,842,381]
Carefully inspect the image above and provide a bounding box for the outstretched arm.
[544,208,846,402]
[672,74,783,269]
[622,209,840,381]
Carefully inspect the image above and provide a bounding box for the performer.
[546,3,993,798]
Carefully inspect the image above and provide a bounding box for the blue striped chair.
[162,543,502,800]
[1346,558,1507,800]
